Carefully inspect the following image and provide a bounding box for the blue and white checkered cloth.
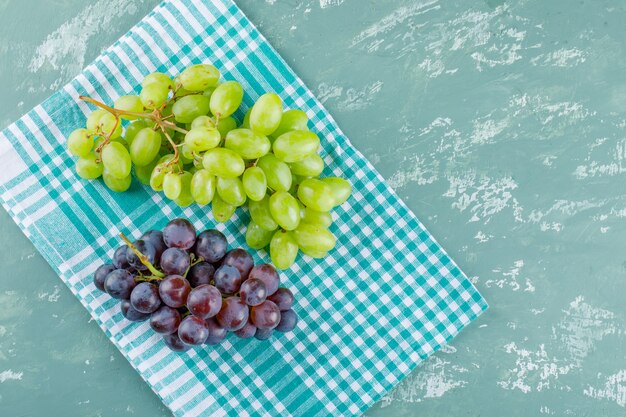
[0,1,488,416]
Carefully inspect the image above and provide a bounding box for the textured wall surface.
[1,1,625,416]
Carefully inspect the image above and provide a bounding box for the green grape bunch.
[66,63,352,269]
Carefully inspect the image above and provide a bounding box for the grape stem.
[118,233,165,278]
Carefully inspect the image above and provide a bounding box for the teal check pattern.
[0,1,488,416]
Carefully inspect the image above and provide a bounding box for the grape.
[186,284,222,319]
[163,172,182,200]
[112,245,130,269]
[212,194,236,223]
[140,82,169,109]
[272,130,320,163]
[94,264,116,292]
[86,109,108,132]
[250,93,282,135]
[257,154,291,192]
[159,275,192,308]
[254,328,274,340]
[269,191,300,231]
[222,248,254,280]
[101,142,131,179]
[202,148,245,178]
[268,288,294,311]
[150,306,181,334]
[194,229,227,263]
[213,265,242,294]
[224,129,271,159]
[126,239,156,271]
[322,177,352,206]
[297,178,335,212]
[275,309,298,332]
[249,196,278,231]
[130,128,161,166]
[104,269,136,299]
[205,318,228,345]
[288,153,324,177]
[234,321,257,339]
[76,153,103,179]
[172,95,210,123]
[293,223,336,253]
[178,316,209,345]
[301,207,333,228]
[209,81,244,117]
[202,86,217,100]
[184,127,221,152]
[242,167,267,201]
[178,64,220,91]
[97,113,123,138]
[245,220,273,250]
[163,333,190,352]
[121,299,150,322]
[216,177,246,206]
[251,300,281,329]
[191,115,214,129]
[103,170,132,192]
[114,95,144,118]
[174,171,194,207]
[67,128,93,157]
[269,230,298,270]
[134,157,159,185]
[187,262,215,287]
[130,282,161,314]
[240,278,267,306]
[149,163,168,191]
[160,247,191,275]
[142,72,174,90]
[270,109,309,139]
[140,230,167,262]
[163,218,196,249]
[190,169,216,205]
[216,116,237,139]
[248,264,279,296]
[126,120,153,146]
[300,248,327,259]
[241,107,252,128]
[216,296,249,331]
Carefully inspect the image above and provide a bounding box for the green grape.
[86,109,108,132]
[178,64,220,92]
[269,191,300,231]
[297,178,335,212]
[163,172,182,200]
[174,171,194,207]
[224,129,271,159]
[322,177,352,206]
[250,93,282,135]
[202,86,217,99]
[242,166,267,201]
[249,196,278,231]
[134,157,159,185]
[125,119,152,146]
[98,113,122,138]
[162,101,174,118]
[246,220,273,250]
[293,223,336,253]
[212,194,236,223]
[142,72,174,90]
[114,95,144,119]
[130,128,162,166]
[67,128,93,157]
[209,81,244,118]
[202,148,245,178]
[184,127,221,152]
[273,130,320,163]
[257,154,291,192]
[158,153,184,170]
[103,170,132,192]
[300,248,327,259]
[241,107,252,128]
[216,176,246,206]
[101,142,131,179]
[216,116,237,139]
[271,109,309,139]
[172,94,210,123]
[140,83,169,109]
[181,144,195,162]
[190,169,215,205]
[270,230,298,270]
[149,163,169,191]
[288,153,324,177]
[191,115,214,129]
[301,207,333,228]
[75,153,103,179]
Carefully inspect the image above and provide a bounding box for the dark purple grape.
[113,245,130,269]
[205,318,228,345]
[126,240,156,271]
[239,278,267,307]
[178,316,209,345]
[141,230,167,262]
[159,275,192,308]
[254,327,274,340]
[194,229,228,263]
[221,249,254,279]
[104,269,136,299]
[160,247,191,275]
[213,265,242,294]
[163,218,196,249]
[248,264,280,296]
[120,299,150,322]
[216,297,249,331]
[250,300,281,330]
[275,309,298,332]
[268,288,294,311]
[234,321,256,339]
[163,333,190,352]
[94,264,115,292]
[130,282,161,314]
[186,284,222,319]
[150,306,181,334]
[187,262,215,287]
